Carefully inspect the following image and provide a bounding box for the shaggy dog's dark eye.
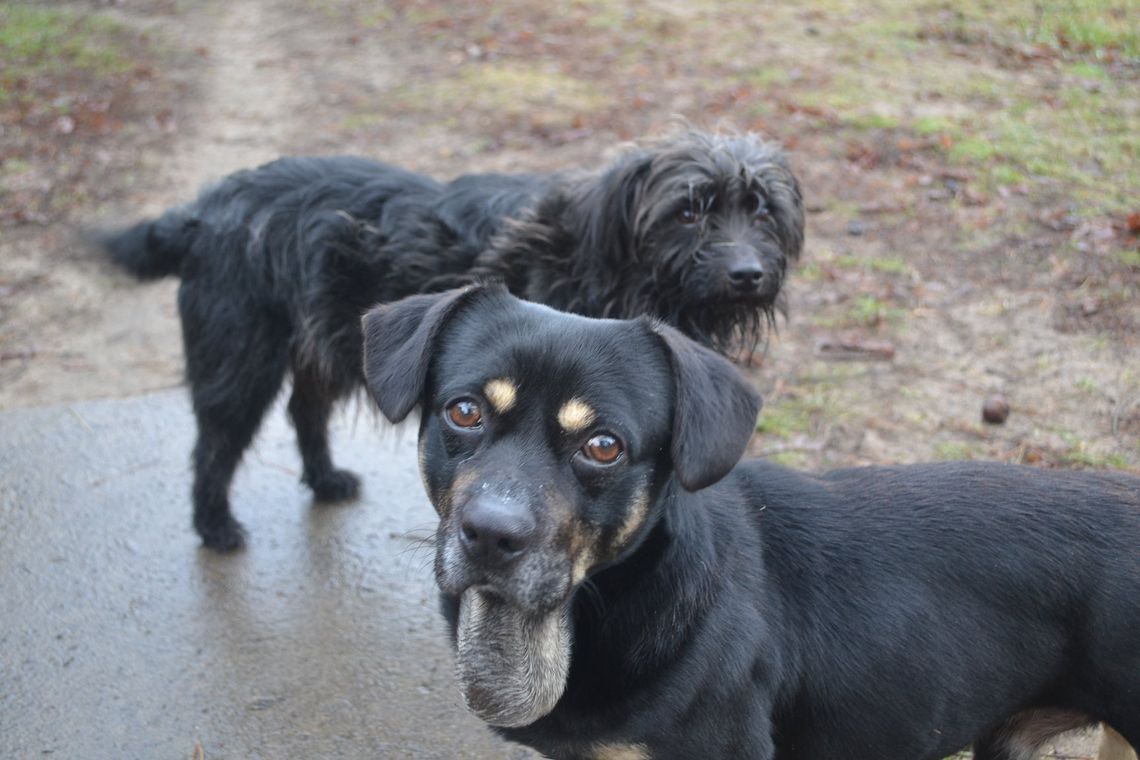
[677,207,699,225]
[581,433,624,465]
[446,398,484,429]
[747,192,770,218]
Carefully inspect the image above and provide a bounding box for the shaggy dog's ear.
[651,323,762,491]
[576,152,653,254]
[362,286,487,423]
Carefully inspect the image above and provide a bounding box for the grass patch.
[0,5,133,104]
[381,62,610,130]
[914,115,953,136]
[934,441,977,461]
[1075,377,1099,394]
[948,136,995,163]
[849,295,906,327]
[1024,0,1140,58]
[1060,441,1130,469]
[768,450,809,468]
[1117,249,1140,268]
[834,254,911,275]
[756,390,839,440]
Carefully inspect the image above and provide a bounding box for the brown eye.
[582,433,623,465]
[677,207,698,225]
[446,398,483,429]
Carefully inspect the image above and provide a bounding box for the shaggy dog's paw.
[197,515,247,552]
[310,469,362,502]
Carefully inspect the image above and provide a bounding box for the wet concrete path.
[0,390,538,759]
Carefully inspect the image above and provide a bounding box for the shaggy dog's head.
[491,131,805,353]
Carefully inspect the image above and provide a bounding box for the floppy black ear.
[361,285,486,423]
[652,324,762,491]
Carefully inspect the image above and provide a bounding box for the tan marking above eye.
[558,398,596,433]
[484,378,518,413]
[447,398,483,428]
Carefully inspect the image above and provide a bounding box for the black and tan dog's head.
[492,130,805,352]
[362,284,760,728]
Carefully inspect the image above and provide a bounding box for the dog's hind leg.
[189,359,288,550]
[1098,726,1138,760]
[287,367,360,502]
[972,710,1097,760]
[181,287,291,551]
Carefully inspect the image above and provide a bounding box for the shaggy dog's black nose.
[728,260,764,292]
[460,496,536,567]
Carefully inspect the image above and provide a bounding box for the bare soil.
[1,0,1136,757]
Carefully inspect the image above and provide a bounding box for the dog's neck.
[563,481,722,699]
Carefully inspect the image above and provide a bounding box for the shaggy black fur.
[98,132,804,551]
[363,284,1140,760]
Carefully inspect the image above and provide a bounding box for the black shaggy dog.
[362,284,1139,760]
[99,131,804,551]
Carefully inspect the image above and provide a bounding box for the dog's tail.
[94,207,197,280]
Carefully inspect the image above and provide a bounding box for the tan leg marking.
[593,743,650,760]
[484,378,517,414]
[1099,726,1137,760]
[558,398,596,433]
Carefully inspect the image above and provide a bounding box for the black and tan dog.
[99,131,803,551]
[362,284,1139,760]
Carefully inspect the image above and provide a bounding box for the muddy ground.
[1,0,1137,757]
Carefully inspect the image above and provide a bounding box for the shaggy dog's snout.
[723,248,766,293]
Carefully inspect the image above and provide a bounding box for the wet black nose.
[459,496,536,568]
[728,260,764,292]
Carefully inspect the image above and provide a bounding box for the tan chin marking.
[612,488,649,550]
[558,398,596,433]
[484,378,518,414]
[593,743,650,760]
[455,590,572,728]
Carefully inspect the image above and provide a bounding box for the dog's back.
[739,460,1139,758]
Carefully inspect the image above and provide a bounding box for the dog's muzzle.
[442,488,576,727]
[459,494,537,570]
[455,588,572,727]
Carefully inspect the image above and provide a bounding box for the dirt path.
[0,0,328,408]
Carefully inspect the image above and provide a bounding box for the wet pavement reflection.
[0,391,538,759]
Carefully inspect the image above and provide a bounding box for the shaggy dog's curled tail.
[96,208,198,280]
